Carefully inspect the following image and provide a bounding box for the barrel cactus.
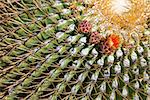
[0,0,149,100]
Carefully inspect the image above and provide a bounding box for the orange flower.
[107,34,120,49]
[99,34,121,55]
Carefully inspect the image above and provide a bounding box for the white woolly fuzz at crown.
[110,0,132,15]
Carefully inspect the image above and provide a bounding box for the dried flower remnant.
[89,31,103,44]
[78,20,92,33]
[100,40,114,55]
